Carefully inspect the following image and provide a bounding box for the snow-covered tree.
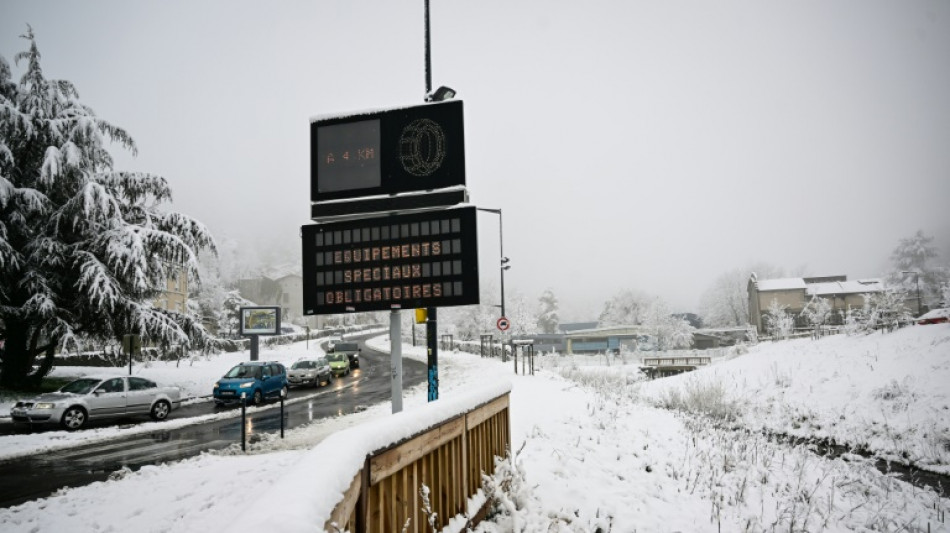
[800,295,832,336]
[442,281,499,341]
[642,299,695,350]
[535,288,559,334]
[598,289,651,326]
[764,299,793,340]
[191,251,230,335]
[843,305,868,336]
[864,287,912,332]
[509,291,536,336]
[0,29,215,388]
[220,290,253,338]
[887,230,948,312]
[698,263,785,327]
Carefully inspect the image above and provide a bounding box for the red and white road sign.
[496,317,510,331]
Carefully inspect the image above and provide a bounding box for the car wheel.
[60,406,87,431]
[150,400,171,421]
[252,390,263,405]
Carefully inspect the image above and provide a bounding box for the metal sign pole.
[250,335,259,362]
[390,309,403,413]
[427,307,438,402]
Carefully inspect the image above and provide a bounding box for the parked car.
[288,357,332,388]
[330,342,361,369]
[327,352,351,377]
[213,361,288,406]
[917,308,949,325]
[10,375,182,431]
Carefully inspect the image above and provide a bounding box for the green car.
[327,352,351,377]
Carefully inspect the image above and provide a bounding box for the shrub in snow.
[799,295,832,337]
[764,299,794,340]
[656,378,740,423]
[864,287,912,332]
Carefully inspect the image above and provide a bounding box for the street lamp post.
[902,271,921,316]
[477,208,508,318]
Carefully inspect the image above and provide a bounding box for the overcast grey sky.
[2,1,949,319]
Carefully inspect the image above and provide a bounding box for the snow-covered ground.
[0,325,948,532]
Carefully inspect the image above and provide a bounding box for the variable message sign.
[302,207,479,315]
[310,100,465,203]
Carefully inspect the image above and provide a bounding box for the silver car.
[10,375,182,431]
[287,357,333,388]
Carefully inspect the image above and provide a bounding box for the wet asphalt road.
[0,335,425,508]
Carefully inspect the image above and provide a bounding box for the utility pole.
[477,208,508,318]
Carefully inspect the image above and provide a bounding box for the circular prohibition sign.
[496,317,510,331]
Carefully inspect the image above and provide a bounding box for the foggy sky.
[2,1,948,320]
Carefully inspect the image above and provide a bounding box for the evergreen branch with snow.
[0,28,217,388]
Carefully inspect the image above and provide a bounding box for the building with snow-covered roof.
[748,274,886,334]
[236,269,321,328]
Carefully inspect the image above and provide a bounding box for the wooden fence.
[326,392,511,533]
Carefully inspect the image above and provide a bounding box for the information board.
[302,207,479,315]
[239,306,282,336]
[310,100,465,203]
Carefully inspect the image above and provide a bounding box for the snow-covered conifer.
[535,288,559,334]
[887,230,948,311]
[0,29,215,387]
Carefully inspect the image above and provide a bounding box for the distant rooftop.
[807,279,883,296]
[754,275,883,295]
[756,278,807,291]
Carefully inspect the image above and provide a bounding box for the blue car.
[213,361,288,406]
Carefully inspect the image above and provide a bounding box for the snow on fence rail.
[228,382,512,533]
[327,392,511,532]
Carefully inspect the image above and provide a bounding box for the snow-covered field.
[0,325,948,532]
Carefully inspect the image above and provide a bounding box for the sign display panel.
[316,119,381,193]
[302,207,479,315]
[310,100,465,202]
[239,306,281,336]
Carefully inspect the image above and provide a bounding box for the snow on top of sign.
[309,99,458,124]
[756,277,806,291]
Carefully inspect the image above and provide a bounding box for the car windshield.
[292,360,316,370]
[335,343,358,352]
[224,365,262,380]
[327,353,347,363]
[59,378,102,395]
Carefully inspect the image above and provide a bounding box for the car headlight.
[239,382,254,388]
[213,382,220,389]
[34,402,56,409]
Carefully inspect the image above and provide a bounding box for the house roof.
[806,279,883,296]
[558,322,599,333]
[756,278,807,291]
